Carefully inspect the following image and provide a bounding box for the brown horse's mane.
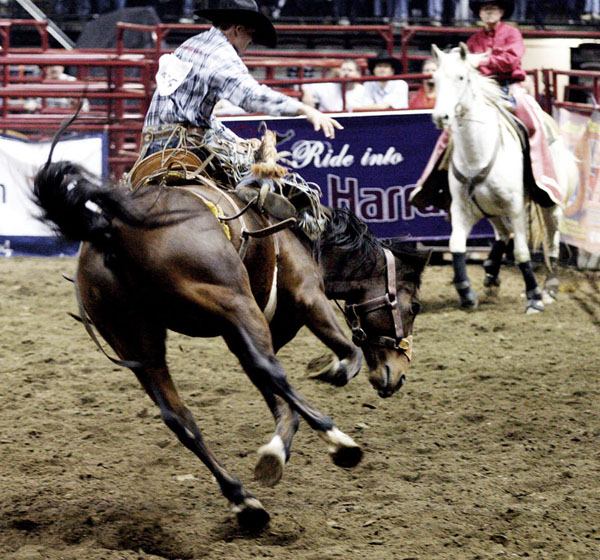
[314,208,428,282]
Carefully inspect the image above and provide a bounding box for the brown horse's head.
[348,242,427,398]
[315,210,429,398]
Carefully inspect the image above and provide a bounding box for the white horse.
[431,43,577,313]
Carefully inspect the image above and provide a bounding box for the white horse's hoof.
[525,300,545,314]
[542,289,557,304]
[319,427,363,468]
[255,436,286,487]
[484,284,500,298]
[233,497,270,530]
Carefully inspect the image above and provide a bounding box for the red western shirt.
[466,21,526,83]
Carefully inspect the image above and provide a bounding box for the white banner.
[0,134,105,255]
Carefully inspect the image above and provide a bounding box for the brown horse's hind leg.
[133,365,270,530]
[78,251,269,530]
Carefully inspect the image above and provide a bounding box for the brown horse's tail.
[34,160,198,248]
[33,114,197,248]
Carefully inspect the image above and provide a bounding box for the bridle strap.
[342,248,412,358]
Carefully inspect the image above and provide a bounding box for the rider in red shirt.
[411,0,562,210]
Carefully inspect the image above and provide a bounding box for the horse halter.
[342,248,413,359]
[453,71,472,120]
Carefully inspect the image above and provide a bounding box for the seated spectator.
[428,0,443,25]
[354,51,408,111]
[24,65,89,113]
[454,0,471,24]
[301,59,366,112]
[514,0,526,22]
[409,58,437,109]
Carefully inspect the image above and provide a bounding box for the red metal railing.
[1,20,600,177]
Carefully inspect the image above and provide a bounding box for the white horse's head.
[431,42,489,129]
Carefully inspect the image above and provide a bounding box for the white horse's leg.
[449,204,478,309]
[512,211,544,314]
[484,217,512,297]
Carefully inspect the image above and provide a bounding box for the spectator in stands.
[180,0,198,23]
[513,0,526,21]
[373,0,410,27]
[582,0,600,21]
[55,0,91,18]
[454,0,471,24]
[442,0,457,24]
[427,0,443,25]
[354,51,408,110]
[301,59,367,112]
[24,65,89,113]
[408,58,437,109]
[95,0,127,13]
[140,0,342,238]
[566,0,582,23]
[332,0,359,25]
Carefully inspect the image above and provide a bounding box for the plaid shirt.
[144,27,302,138]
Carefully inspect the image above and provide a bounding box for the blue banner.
[226,111,493,241]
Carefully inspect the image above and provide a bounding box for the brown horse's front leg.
[134,365,270,531]
[302,294,363,387]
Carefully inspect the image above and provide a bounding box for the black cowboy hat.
[197,0,277,48]
[469,0,514,19]
[367,51,403,75]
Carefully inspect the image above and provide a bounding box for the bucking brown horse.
[33,137,428,530]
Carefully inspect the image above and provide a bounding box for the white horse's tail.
[528,201,546,253]
[529,135,578,256]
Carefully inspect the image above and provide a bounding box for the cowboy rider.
[138,0,342,238]
[410,0,562,211]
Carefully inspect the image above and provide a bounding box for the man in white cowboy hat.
[354,51,408,111]
[140,0,343,237]
[410,0,562,211]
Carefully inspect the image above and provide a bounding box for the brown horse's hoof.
[254,451,284,487]
[233,497,270,531]
[306,353,337,377]
[331,444,363,469]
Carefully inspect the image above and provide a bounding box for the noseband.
[342,248,413,359]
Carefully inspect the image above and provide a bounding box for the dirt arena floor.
[1,256,599,560]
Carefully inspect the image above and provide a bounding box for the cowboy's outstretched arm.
[297,104,344,139]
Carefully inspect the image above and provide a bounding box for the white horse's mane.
[447,46,509,109]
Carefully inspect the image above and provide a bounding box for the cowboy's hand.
[298,104,343,139]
